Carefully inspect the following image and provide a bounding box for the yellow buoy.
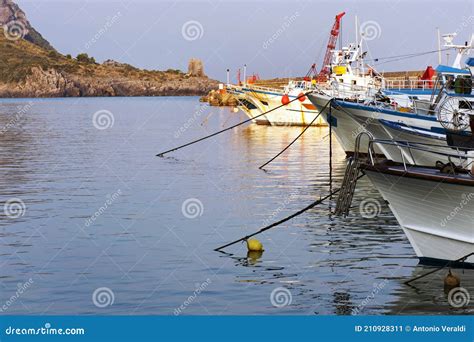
[246,238,264,252]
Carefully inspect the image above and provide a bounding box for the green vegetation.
[0,30,74,82]
[0,28,187,84]
[166,69,183,74]
[48,50,61,58]
[76,53,96,64]
[24,27,55,51]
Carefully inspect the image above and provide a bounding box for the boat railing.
[320,82,417,108]
[323,81,459,114]
[248,82,317,93]
[319,82,377,100]
[242,84,285,93]
[359,136,474,172]
[226,83,278,96]
[385,79,435,90]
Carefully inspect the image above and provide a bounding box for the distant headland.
[0,0,218,98]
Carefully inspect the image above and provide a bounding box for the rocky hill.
[0,0,54,50]
[0,1,218,97]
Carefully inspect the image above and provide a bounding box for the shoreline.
[0,94,210,100]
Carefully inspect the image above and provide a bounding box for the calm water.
[0,97,472,315]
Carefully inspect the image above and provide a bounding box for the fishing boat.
[383,33,474,102]
[358,135,474,266]
[308,33,474,162]
[227,40,382,127]
[309,65,474,162]
[227,12,413,128]
[227,79,324,126]
[225,12,349,127]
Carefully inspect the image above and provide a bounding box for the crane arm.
[317,11,346,82]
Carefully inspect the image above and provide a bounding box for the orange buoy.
[444,269,460,292]
[298,92,306,102]
[281,94,290,105]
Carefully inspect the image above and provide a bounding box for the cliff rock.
[0,64,219,98]
[0,0,55,50]
[0,1,219,98]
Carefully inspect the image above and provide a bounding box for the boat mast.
[437,27,441,64]
[442,33,473,68]
[355,15,360,73]
[243,64,247,86]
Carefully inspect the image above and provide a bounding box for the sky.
[16,0,474,81]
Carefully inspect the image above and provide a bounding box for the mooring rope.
[366,47,452,67]
[214,174,366,252]
[156,91,312,157]
[404,252,474,285]
[258,98,333,169]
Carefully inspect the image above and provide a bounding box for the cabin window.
[458,100,471,109]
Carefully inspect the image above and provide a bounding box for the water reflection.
[247,250,264,265]
[0,98,471,315]
[333,291,354,315]
[389,265,474,315]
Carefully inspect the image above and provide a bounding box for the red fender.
[281,94,290,105]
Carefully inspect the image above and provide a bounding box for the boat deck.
[361,160,474,186]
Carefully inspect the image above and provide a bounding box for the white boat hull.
[230,86,326,126]
[365,170,474,264]
[377,121,473,166]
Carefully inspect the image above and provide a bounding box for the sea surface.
[0,97,472,315]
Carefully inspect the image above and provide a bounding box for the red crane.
[304,63,317,81]
[317,11,346,82]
